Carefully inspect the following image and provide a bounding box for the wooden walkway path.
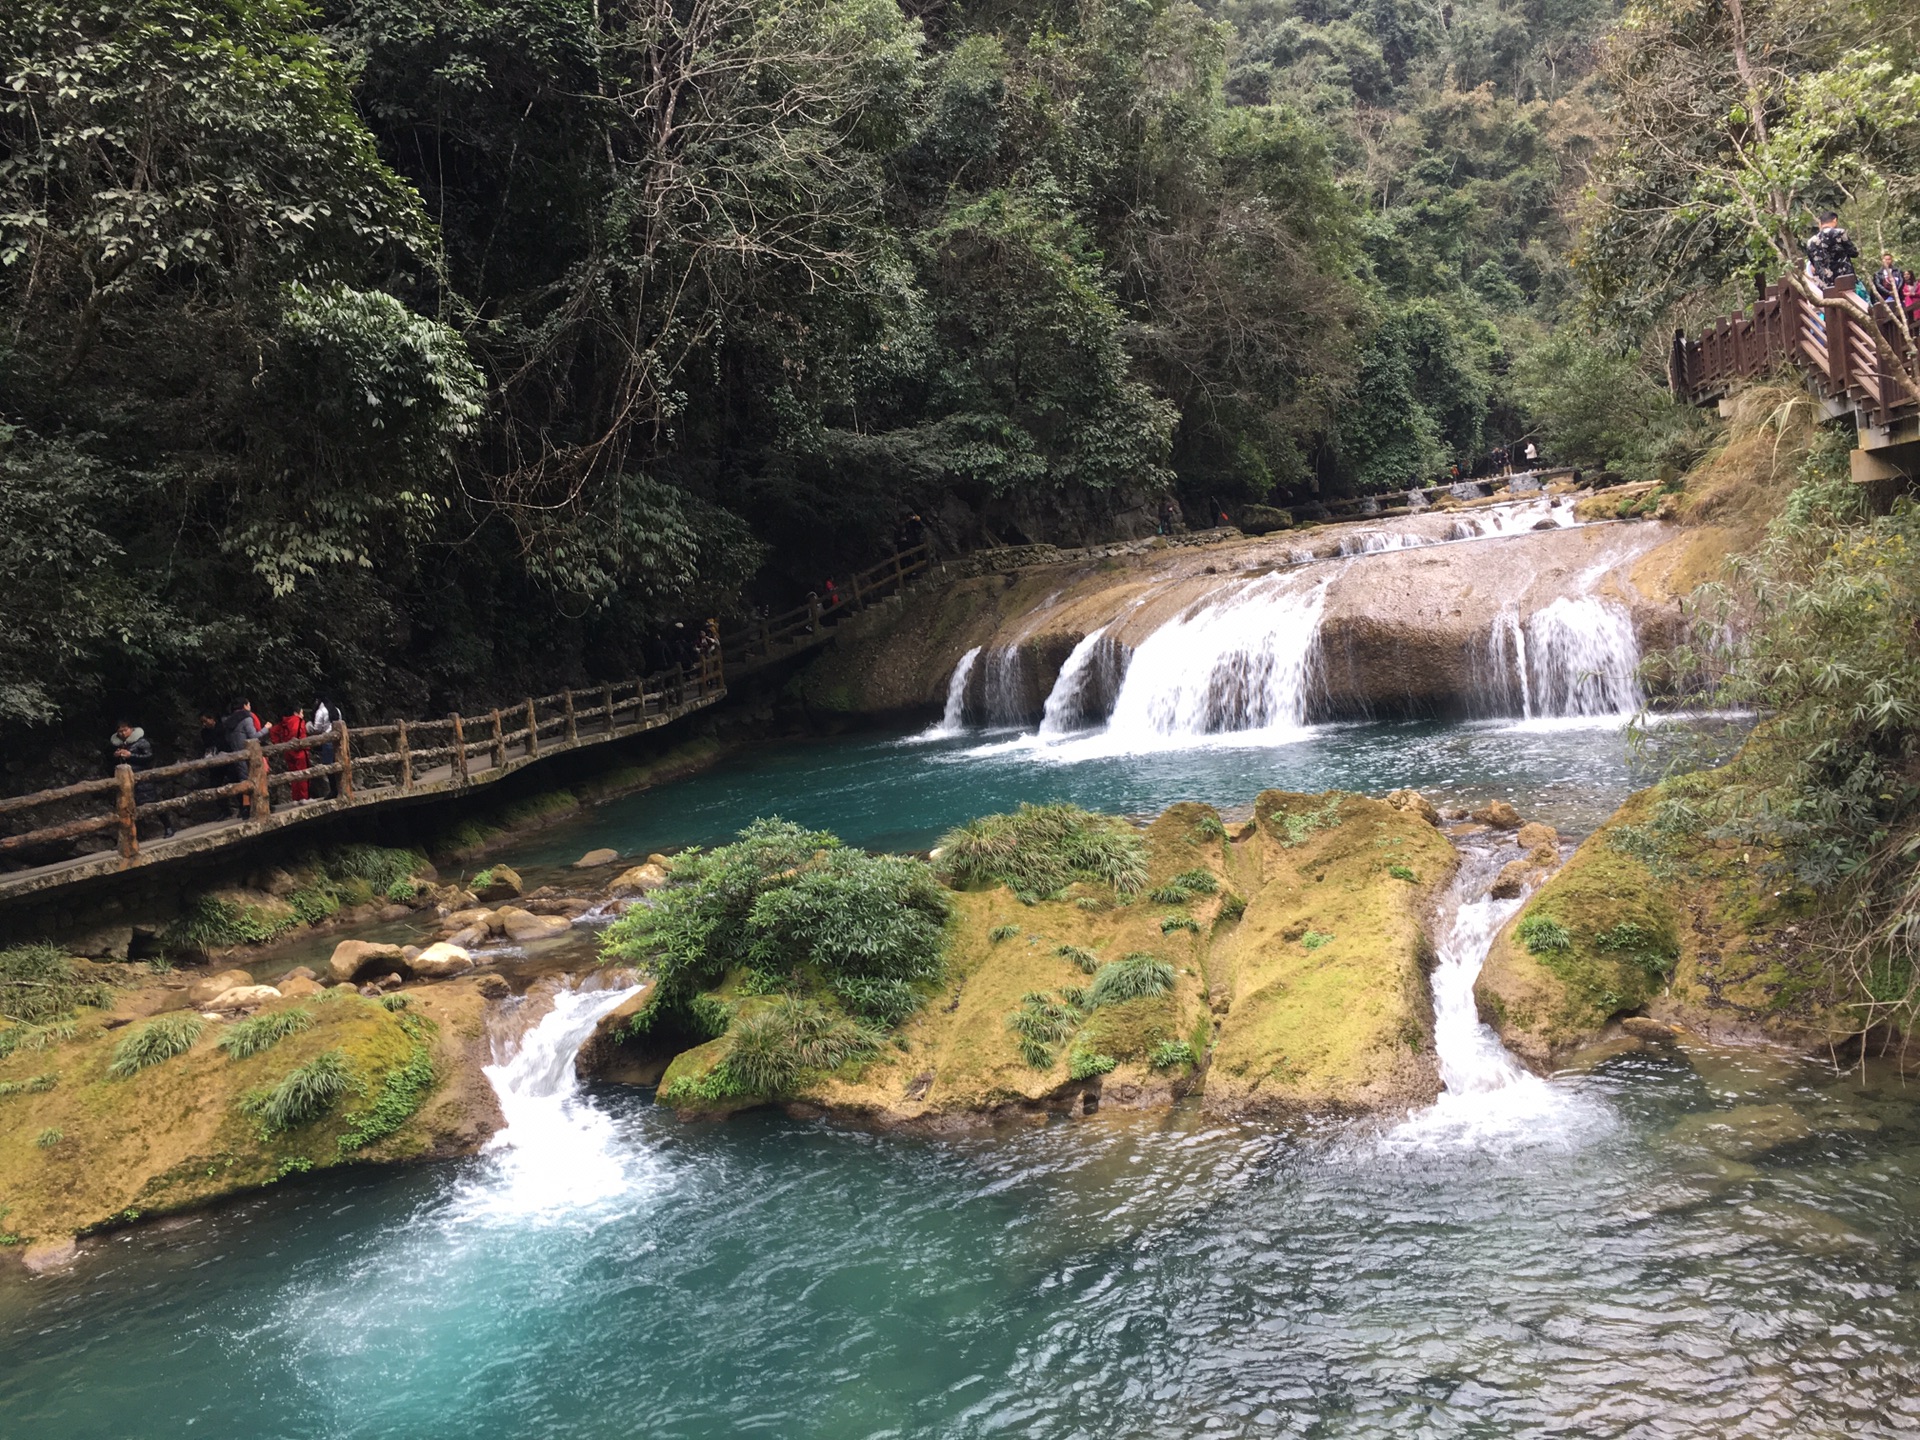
[0,661,726,903]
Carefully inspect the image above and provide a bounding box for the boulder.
[574,848,620,869]
[472,973,511,1000]
[208,984,281,1011]
[1384,789,1441,827]
[1488,860,1532,899]
[328,939,408,983]
[188,968,256,1006]
[608,863,670,896]
[474,866,523,902]
[277,966,318,985]
[279,977,326,998]
[411,942,474,978]
[1516,821,1559,853]
[69,924,135,961]
[1472,800,1523,830]
[522,897,593,918]
[331,982,358,992]
[446,926,488,950]
[498,908,571,943]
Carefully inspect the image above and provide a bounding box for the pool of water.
[506,714,1742,872]
[3,1043,1918,1439]
[19,711,1915,1440]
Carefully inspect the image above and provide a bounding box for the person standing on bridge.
[270,707,310,803]
[109,721,172,839]
[222,698,269,818]
[1807,212,1859,291]
[1523,440,1539,468]
[311,698,339,800]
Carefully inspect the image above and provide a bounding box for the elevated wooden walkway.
[0,661,725,903]
[1670,276,1920,486]
[720,542,934,675]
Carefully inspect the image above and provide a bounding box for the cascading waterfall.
[1037,629,1129,736]
[458,979,648,1222]
[1448,496,1575,540]
[1478,596,1642,722]
[1387,848,1607,1149]
[982,645,1029,728]
[1097,571,1331,744]
[923,646,981,737]
[1338,529,1424,556]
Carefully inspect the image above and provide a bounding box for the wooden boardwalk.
[0,662,726,904]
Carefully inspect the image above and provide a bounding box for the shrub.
[1517,913,1571,955]
[1388,864,1417,882]
[720,1000,881,1097]
[989,924,1020,944]
[1301,930,1333,950]
[935,803,1147,900]
[1171,868,1219,895]
[0,944,111,1025]
[1149,1039,1196,1070]
[1068,1048,1117,1080]
[1192,814,1228,841]
[217,1008,314,1059]
[289,887,341,927]
[243,1050,352,1133]
[1056,944,1100,974]
[1087,953,1175,1007]
[328,845,425,894]
[469,868,496,891]
[108,1014,205,1077]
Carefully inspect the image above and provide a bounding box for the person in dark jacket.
[1807,212,1860,289]
[109,721,173,838]
[221,699,268,817]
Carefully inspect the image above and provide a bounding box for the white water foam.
[451,980,653,1225]
[1481,595,1642,726]
[1038,628,1121,737]
[1449,496,1576,540]
[909,645,982,741]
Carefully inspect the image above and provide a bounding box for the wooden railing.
[720,541,934,669]
[0,657,725,891]
[1670,277,1920,427]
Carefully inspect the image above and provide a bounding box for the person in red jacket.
[269,707,311,803]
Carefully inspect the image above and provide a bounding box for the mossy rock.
[1203,791,1456,1116]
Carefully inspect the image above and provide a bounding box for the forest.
[0,0,1914,779]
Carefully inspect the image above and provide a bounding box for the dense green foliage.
[937,803,1148,900]
[602,819,950,1028]
[2,0,1656,778]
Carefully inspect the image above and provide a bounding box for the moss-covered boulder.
[1475,781,1835,1066]
[1201,790,1457,1117]
[0,977,498,1245]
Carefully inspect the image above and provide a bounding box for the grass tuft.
[108,1014,205,1077]
[0,944,111,1026]
[935,803,1147,900]
[217,1008,314,1060]
[1055,943,1100,974]
[0,1074,56,1098]
[243,1050,352,1133]
[1517,913,1571,955]
[1087,953,1176,1007]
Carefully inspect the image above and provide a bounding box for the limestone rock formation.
[328,940,408,983]
[412,943,474,978]
[574,848,620,868]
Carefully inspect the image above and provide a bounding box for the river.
[6,716,1920,1437]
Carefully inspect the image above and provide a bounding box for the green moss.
[336,1017,438,1152]
[1388,864,1417,882]
[1301,930,1333,950]
[1260,793,1346,848]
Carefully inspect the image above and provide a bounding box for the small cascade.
[1038,629,1128,736]
[932,646,981,735]
[1386,847,1607,1149]
[1337,529,1424,556]
[1476,597,1642,722]
[459,979,647,1222]
[982,645,1029,728]
[1448,496,1574,540]
[1098,571,1331,744]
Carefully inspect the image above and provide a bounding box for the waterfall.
[1097,571,1331,745]
[1448,497,1574,540]
[921,645,980,737]
[982,646,1029,728]
[1338,529,1423,556]
[1386,849,1608,1150]
[1477,597,1641,722]
[1038,629,1128,736]
[457,979,647,1222]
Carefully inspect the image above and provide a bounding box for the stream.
[5,711,1920,1435]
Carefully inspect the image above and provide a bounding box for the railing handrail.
[0,654,727,885]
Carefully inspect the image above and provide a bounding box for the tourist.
[895,513,926,551]
[824,577,840,610]
[109,720,172,839]
[1492,444,1509,477]
[1157,495,1177,535]
[311,697,338,799]
[1522,440,1539,467]
[1873,253,1907,307]
[221,698,269,817]
[1806,212,1859,290]
[270,707,311,803]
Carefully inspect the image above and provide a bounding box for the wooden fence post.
[563,688,577,743]
[850,570,865,609]
[604,684,615,736]
[526,698,540,758]
[115,764,139,868]
[489,709,504,771]
[397,719,413,793]
[451,713,468,783]
[246,740,271,819]
[336,722,354,801]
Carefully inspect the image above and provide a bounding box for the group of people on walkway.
[108,696,342,838]
[1807,213,1920,326]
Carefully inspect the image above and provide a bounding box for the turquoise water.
[508,716,1738,870]
[14,714,1920,1440]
